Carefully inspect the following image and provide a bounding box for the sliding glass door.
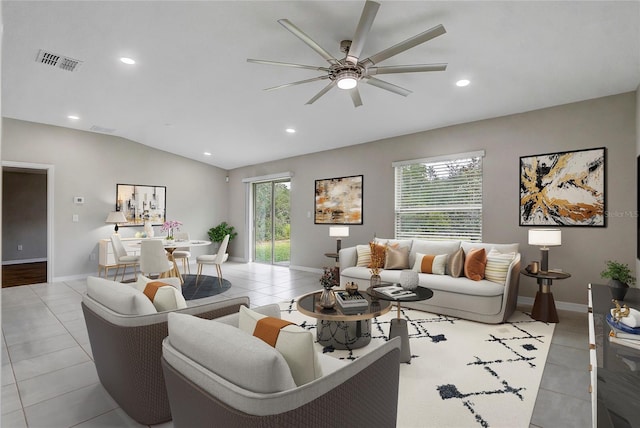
[253,179,290,265]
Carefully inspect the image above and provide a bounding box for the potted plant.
[207,222,238,251]
[600,260,636,301]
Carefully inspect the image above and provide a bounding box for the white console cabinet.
[98,237,141,278]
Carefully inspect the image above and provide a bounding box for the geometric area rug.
[278,300,555,428]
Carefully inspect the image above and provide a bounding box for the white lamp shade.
[329,226,349,238]
[105,211,127,224]
[528,229,561,246]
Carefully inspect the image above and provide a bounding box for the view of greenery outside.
[396,156,482,242]
[254,180,291,264]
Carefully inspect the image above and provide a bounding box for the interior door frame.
[2,160,55,283]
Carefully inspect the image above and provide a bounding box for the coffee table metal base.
[316,319,371,350]
[389,318,411,363]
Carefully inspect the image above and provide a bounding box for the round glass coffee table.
[297,290,392,350]
[368,286,434,363]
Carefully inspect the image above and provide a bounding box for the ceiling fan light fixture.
[336,71,358,90]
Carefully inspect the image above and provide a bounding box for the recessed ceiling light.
[67,115,80,120]
[204,152,212,156]
[456,79,470,87]
[120,57,136,65]
[285,128,296,134]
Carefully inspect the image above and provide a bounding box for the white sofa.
[339,239,521,324]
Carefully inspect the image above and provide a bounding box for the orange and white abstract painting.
[520,148,605,226]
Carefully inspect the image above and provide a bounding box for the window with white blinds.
[393,150,484,242]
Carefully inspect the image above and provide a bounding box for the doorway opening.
[253,179,290,266]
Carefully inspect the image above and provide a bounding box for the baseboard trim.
[2,258,47,266]
[517,296,586,313]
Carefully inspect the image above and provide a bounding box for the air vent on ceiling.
[35,49,83,72]
[89,125,116,134]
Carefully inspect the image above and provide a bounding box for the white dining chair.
[172,231,191,274]
[140,239,175,279]
[196,234,229,286]
[110,234,140,282]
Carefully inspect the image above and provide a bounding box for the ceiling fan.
[247,0,447,107]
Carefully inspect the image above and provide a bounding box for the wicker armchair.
[161,306,401,428]
[82,280,249,425]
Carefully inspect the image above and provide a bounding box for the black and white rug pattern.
[278,300,555,428]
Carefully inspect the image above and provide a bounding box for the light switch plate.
[72,214,79,222]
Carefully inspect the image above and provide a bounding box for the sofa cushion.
[484,249,516,285]
[461,242,519,256]
[167,312,296,393]
[374,238,413,251]
[464,248,487,281]
[133,276,188,312]
[413,253,447,275]
[409,240,461,267]
[384,245,410,270]
[447,248,465,278]
[356,244,372,267]
[86,276,157,315]
[238,306,322,386]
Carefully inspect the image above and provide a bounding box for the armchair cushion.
[134,276,187,312]
[167,312,297,393]
[238,306,322,386]
[87,276,157,315]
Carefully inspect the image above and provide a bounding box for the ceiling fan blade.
[306,81,337,105]
[346,0,380,64]
[349,87,363,107]
[367,63,447,75]
[264,76,330,92]
[247,59,331,72]
[363,77,412,97]
[362,24,446,67]
[278,19,340,66]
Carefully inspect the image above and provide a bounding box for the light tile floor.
[1,262,591,427]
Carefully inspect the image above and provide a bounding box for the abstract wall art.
[315,175,363,224]
[519,147,605,227]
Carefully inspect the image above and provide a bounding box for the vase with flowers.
[368,242,386,289]
[319,267,339,309]
[161,220,182,242]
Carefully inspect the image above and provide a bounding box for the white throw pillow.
[484,249,516,285]
[355,244,372,267]
[167,312,296,393]
[134,276,187,312]
[412,253,447,275]
[238,306,322,386]
[86,276,157,315]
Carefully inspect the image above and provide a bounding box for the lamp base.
[540,248,549,272]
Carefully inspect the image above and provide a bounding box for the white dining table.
[132,239,212,284]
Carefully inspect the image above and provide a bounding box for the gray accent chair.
[82,282,250,425]
[161,305,402,428]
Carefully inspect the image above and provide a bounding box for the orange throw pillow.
[464,248,487,281]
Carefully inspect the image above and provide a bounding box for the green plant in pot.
[207,222,238,251]
[600,260,636,301]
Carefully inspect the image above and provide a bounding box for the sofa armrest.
[339,246,358,269]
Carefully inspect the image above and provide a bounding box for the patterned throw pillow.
[484,249,516,285]
[356,244,372,267]
[464,248,487,281]
[384,245,410,270]
[447,248,465,278]
[413,253,447,275]
[238,306,322,386]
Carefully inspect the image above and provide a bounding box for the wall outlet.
[17,244,23,251]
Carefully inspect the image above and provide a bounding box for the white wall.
[1,119,229,279]
[229,92,637,305]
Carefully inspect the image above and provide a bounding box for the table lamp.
[528,229,562,272]
[105,211,127,233]
[329,226,349,254]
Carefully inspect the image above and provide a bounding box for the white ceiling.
[2,1,639,170]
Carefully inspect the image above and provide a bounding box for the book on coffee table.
[335,290,368,309]
[375,285,417,299]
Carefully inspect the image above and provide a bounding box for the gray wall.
[228,92,637,306]
[1,118,229,279]
[2,170,47,261]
